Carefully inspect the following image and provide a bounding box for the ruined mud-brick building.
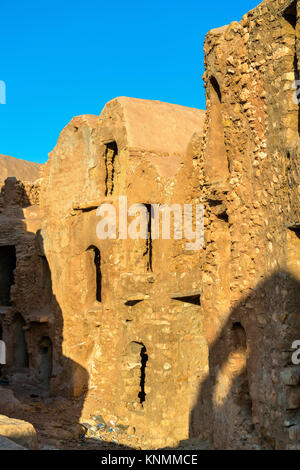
[38,99,206,448]
[1,0,300,450]
[190,0,300,450]
[0,159,55,392]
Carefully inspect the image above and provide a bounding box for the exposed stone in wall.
[1,0,300,451]
[0,176,58,396]
[189,0,300,450]
[38,98,206,448]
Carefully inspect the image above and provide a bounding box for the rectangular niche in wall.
[0,245,16,306]
[287,226,300,280]
[143,204,153,272]
[104,141,118,196]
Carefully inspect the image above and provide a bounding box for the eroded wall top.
[0,155,42,188]
[41,97,206,219]
[99,97,205,156]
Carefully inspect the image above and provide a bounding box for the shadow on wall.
[0,179,89,439]
[188,271,300,450]
[41,289,90,402]
[1,178,299,449]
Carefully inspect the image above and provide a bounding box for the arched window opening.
[205,76,229,182]
[231,322,252,415]
[232,322,247,351]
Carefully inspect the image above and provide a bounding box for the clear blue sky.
[0,0,259,164]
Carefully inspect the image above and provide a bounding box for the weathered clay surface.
[0,155,41,188]
[38,98,206,448]
[0,0,300,452]
[188,0,300,450]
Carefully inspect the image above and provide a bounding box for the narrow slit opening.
[87,245,102,302]
[143,204,153,272]
[138,345,148,405]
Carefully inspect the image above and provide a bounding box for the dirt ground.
[1,381,211,450]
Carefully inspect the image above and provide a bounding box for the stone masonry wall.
[189,0,300,450]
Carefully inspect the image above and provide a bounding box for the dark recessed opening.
[0,245,16,306]
[210,76,222,103]
[217,211,229,223]
[208,199,223,207]
[138,345,148,405]
[126,342,149,407]
[143,204,153,272]
[288,226,300,239]
[283,1,297,28]
[172,294,201,306]
[88,245,102,302]
[232,322,247,350]
[125,299,144,306]
[231,322,252,414]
